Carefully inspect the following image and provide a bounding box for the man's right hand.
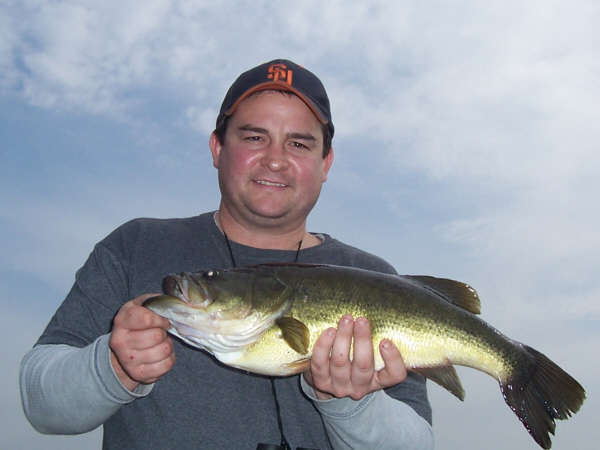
[109,293,175,391]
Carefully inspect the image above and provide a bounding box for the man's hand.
[304,315,407,401]
[109,294,175,391]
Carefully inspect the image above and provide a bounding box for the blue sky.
[1,1,597,448]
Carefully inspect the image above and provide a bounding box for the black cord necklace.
[220,223,301,450]
[223,229,302,270]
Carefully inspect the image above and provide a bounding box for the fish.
[143,263,585,449]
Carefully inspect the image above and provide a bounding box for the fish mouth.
[163,273,213,308]
[162,275,186,300]
[156,271,255,327]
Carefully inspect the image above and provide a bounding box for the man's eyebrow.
[287,132,317,142]
[237,124,269,134]
[237,125,317,143]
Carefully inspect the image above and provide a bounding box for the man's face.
[210,90,334,229]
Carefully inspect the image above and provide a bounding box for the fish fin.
[408,276,481,314]
[283,357,312,374]
[414,363,465,401]
[276,317,310,355]
[499,344,585,450]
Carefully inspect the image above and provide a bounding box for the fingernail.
[356,317,368,326]
[381,339,391,349]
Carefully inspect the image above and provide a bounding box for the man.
[20,59,433,449]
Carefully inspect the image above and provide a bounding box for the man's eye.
[244,135,262,142]
[290,141,309,150]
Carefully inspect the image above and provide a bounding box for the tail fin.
[500,345,585,449]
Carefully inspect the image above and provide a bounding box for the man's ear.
[209,132,222,169]
[321,146,334,182]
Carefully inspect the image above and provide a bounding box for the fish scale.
[288,268,508,377]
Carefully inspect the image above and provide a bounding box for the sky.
[1,0,597,448]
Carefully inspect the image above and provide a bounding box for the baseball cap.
[216,59,334,138]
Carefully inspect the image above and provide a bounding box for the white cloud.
[185,105,218,134]
[0,6,18,89]
[309,1,600,188]
[7,0,596,187]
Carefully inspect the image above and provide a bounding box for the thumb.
[129,293,171,330]
[376,339,407,387]
[131,293,163,306]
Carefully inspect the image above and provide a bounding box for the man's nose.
[261,143,289,171]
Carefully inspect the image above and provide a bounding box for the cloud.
[7,1,597,186]
[5,0,597,311]
[326,2,599,184]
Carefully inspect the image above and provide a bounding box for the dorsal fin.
[407,276,481,314]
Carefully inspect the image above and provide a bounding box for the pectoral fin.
[276,317,310,355]
[414,363,465,401]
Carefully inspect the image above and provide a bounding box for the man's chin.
[248,208,292,223]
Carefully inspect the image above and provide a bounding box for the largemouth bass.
[144,263,585,449]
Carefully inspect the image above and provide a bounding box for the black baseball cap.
[216,59,334,138]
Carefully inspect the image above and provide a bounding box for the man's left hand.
[304,315,407,401]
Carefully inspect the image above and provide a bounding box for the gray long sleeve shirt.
[20,213,433,449]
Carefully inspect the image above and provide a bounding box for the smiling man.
[20,59,433,449]
[211,90,333,248]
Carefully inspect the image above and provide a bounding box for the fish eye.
[204,270,219,279]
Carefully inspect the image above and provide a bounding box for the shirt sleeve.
[20,334,153,434]
[300,376,434,450]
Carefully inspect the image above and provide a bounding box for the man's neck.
[214,208,321,250]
